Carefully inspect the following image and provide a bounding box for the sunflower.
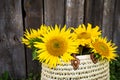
[22,25,48,48]
[90,37,118,61]
[73,23,101,46]
[34,25,79,68]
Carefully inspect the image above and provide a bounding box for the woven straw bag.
[41,55,109,80]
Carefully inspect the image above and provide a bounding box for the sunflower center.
[53,42,60,48]
[78,32,91,39]
[93,42,109,56]
[46,37,67,56]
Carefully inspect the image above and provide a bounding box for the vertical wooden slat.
[102,0,116,40]
[44,0,65,26]
[84,0,104,28]
[0,0,26,79]
[92,0,104,27]
[113,0,120,53]
[24,0,43,29]
[24,0,43,75]
[84,0,93,24]
[66,0,85,27]
[0,0,119,79]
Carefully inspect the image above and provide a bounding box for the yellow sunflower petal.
[90,37,118,61]
[22,25,48,47]
[73,23,101,46]
[35,25,79,68]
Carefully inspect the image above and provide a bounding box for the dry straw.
[41,55,109,80]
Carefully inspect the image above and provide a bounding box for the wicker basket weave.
[41,55,109,80]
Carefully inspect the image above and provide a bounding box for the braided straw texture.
[41,55,109,80]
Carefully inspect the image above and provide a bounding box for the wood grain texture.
[0,0,26,79]
[0,0,120,79]
[84,0,104,28]
[102,0,116,40]
[113,0,120,53]
[84,0,93,24]
[66,0,85,27]
[24,0,43,75]
[24,0,43,29]
[44,0,65,26]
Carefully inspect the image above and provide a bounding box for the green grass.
[0,71,13,80]
[110,55,120,80]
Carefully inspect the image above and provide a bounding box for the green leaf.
[2,71,9,80]
[32,50,38,60]
[110,55,120,80]
[0,77,2,80]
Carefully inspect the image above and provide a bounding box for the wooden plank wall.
[0,0,120,79]
[0,0,26,79]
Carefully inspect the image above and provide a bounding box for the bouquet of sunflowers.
[22,23,118,69]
